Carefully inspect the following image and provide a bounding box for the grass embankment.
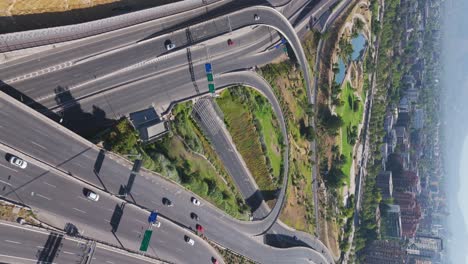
[0,203,35,223]
[260,57,315,232]
[336,82,364,183]
[216,87,283,200]
[101,102,249,220]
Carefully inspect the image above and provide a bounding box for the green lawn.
[254,101,282,179]
[101,102,249,220]
[216,87,282,193]
[336,82,364,184]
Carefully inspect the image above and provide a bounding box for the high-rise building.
[363,240,407,263]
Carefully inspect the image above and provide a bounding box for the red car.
[227,39,234,46]
[211,257,219,264]
[196,224,204,233]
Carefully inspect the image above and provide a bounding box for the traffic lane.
[7,22,274,109]
[35,26,276,112]
[0,0,230,75]
[0,221,86,264]
[194,105,270,218]
[93,245,164,264]
[0,150,222,263]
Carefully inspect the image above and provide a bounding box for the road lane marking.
[106,261,115,264]
[0,163,18,172]
[43,182,56,188]
[36,194,52,201]
[63,251,74,255]
[0,179,12,186]
[104,219,111,223]
[5,240,21,244]
[31,141,47,150]
[135,219,146,225]
[72,208,86,214]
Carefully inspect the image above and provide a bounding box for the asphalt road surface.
[0,220,166,264]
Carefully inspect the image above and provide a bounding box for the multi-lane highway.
[0,0,348,263]
[0,220,166,264]
[0,142,223,264]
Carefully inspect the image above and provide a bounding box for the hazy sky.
[443,0,468,262]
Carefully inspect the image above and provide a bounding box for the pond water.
[334,34,366,85]
[334,58,346,85]
[351,34,366,61]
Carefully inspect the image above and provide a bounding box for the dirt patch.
[0,0,179,33]
[0,202,36,224]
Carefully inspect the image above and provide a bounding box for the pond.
[334,58,346,85]
[334,33,366,85]
[351,33,366,61]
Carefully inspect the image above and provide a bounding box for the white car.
[254,14,260,21]
[9,156,27,169]
[152,221,161,228]
[165,42,176,51]
[86,190,99,201]
[185,236,195,246]
[191,197,200,206]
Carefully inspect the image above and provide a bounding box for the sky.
[442,0,468,262]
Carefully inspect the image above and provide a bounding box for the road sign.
[208,83,215,93]
[206,73,213,82]
[139,230,153,252]
[205,63,212,73]
[148,211,158,223]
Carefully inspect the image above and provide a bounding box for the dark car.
[162,197,173,207]
[190,212,199,221]
[227,39,234,46]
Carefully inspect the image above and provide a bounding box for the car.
[165,42,176,51]
[227,39,234,46]
[196,224,204,233]
[9,156,27,169]
[163,197,173,207]
[212,257,219,264]
[85,190,99,201]
[191,197,200,206]
[184,235,195,246]
[254,14,260,21]
[16,217,26,225]
[190,212,199,221]
[152,221,161,228]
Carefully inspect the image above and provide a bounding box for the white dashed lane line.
[72,208,86,214]
[4,240,21,244]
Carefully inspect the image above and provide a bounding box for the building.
[399,96,411,113]
[376,171,393,199]
[129,107,168,143]
[363,240,407,263]
[405,88,420,103]
[394,192,422,237]
[395,126,409,146]
[383,204,403,238]
[393,171,421,194]
[384,111,394,132]
[413,108,425,129]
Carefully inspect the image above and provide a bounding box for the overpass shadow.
[245,189,279,215]
[264,233,309,249]
[36,232,64,264]
[53,86,116,138]
[110,202,126,248]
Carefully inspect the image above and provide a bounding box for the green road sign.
[139,230,153,251]
[206,73,213,82]
[208,83,215,93]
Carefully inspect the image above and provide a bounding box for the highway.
[0,144,223,263]
[0,220,167,264]
[0,0,347,263]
